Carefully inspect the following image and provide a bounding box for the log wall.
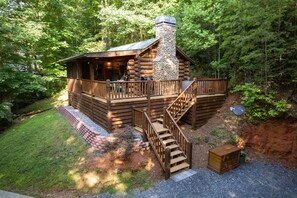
[69,92,109,131]
[69,92,226,132]
[110,96,176,130]
[136,44,191,80]
[182,94,226,129]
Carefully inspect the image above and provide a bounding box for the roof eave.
[176,47,195,65]
[58,50,138,64]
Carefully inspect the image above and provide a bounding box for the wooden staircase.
[134,81,199,179]
[167,80,198,123]
[152,121,190,175]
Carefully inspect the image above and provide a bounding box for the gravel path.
[85,160,297,198]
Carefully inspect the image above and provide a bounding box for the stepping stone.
[171,169,197,182]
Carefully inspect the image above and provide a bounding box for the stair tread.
[170,162,190,173]
[156,118,163,123]
[171,150,183,157]
[167,144,179,150]
[162,138,176,145]
[152,122,168,133]
[134,126,143,133]
[159,133,172,139]
[171,156,186,164]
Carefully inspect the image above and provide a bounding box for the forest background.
[0,0,296,125]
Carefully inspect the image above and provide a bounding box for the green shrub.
[233,83,288,120]
[211,129,224,138]
[194,137,201,145]
[0,102,13,121]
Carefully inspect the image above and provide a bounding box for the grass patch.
[0,109,87,191]
[210,129,224,138]
[17,89,68,115]
[0,108,152,196]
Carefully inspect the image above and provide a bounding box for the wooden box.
[207,144,240,174]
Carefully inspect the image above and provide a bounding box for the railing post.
[147,80,151,117]
[132,106,135,127]
[163,106,167,128]
[187,142,192,169]
[142,108,147,132]
[106,79,112,132]
[165,148,171,180]
[179,79,183,94]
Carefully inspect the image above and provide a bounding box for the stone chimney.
[153,16,179,80]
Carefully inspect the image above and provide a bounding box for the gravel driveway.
[85,160,297,198]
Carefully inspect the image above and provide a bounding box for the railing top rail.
[196,78,227,81]
[143,111,167,149]
[167,80,196,110]
[165,109,190,143]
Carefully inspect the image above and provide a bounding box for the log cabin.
[59,16,227,178]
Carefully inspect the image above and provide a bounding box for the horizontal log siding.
[177,55,190,80]
[138,46,157,79]
[182,95,226,129]
[69,92,109,131]
[127,59,137,81]
[92,98,108,130]
[110,96,176,130]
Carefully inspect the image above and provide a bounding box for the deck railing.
[196,78,228,95]
[71,78,227,100]
[142,110,171,179]
[92,80,107,98]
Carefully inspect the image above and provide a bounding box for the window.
[94,63,104,81]
[81,62,90,80]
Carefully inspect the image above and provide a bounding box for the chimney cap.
[155,16,176,26]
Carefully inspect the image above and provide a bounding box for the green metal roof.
[107,38,158,52]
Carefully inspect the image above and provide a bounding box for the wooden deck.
[68,78,228,132]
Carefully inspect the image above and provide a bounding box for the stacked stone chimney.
[153,16,179,80]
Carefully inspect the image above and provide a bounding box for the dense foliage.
[0,0,296,124]
[233,83,288,120]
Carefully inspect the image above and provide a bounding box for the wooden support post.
[142,108,147,132]
[106,79,112,132]
[163,106,167,128]
[179,79,183,94]
[132,106,135,127]
[165,148,171,180]
[191,102,197,130]
[187,142,192,169]
[147,80,151,117]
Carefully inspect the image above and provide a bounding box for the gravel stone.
[84,160,297,198]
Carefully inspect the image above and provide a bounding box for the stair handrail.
[163,80,197,167]
[164,109,192,168]
[167,80,198,122]
[142,111,171,179]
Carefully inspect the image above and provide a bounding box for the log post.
[163,106,167,128]
[187,142,192,168]
[165,148,171,180]
[142,108,147,132]
[106,79,112,132]
[179,79,183,94]
[147,80,151,117]
[132,106,135,128]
